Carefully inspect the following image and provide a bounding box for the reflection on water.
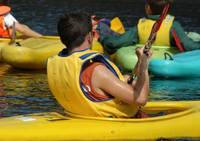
[0,64,9,96]
[0,65,63,117]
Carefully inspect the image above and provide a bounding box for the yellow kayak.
[0,101,199,141]
[1,36,104,69]
[0,38,23,61]
[1,36,65,69]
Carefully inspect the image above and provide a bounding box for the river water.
[0,0,200,117]
[10,0,200,34]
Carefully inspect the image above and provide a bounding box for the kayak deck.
[0,101,199,141]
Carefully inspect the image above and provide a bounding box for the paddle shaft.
[128,3,170,84]
[143,3,170,53]
[9,21,16,45]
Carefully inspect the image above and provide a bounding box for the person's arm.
[15,22,42,38]
[129,47,150,105]
[132,54,149,105]
[92,47,150,106]
[4,13,42,38]
[171,21,200,51]
[98,23,138,54]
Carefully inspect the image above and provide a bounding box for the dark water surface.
[0,0,200,117]
[10,0,200,35]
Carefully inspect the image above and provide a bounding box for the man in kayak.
[0,1,42,38]
[47,12,151,118]
[98,0,200,53]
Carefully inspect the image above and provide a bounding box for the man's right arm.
[92,50,150,106]
[132,54,149,106]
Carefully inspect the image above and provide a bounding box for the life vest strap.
[79,52,97,60]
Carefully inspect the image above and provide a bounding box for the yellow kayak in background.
[1,36,104,69]
[0,101,199,141]
[0,17,124,68]
[0,38,22,61]
[1,36,64,69]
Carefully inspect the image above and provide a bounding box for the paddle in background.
[9,22,16,45]
[128,3,170,84]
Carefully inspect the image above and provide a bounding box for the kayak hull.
[0,101,199,141]
[0,38,22,61]
[149,50,200,78]
[114,32,200,72]
[1,36,64,69]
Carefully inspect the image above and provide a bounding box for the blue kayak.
[149,50,200,78]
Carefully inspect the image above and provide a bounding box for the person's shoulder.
[168,15,179,24]
[92,63,115,80]
[4,13,13,17]
[138,17,147,22]
[172,19,183,28]
[93,63,107,74]
[4,12,17,20]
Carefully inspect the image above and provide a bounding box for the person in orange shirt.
[0,1,42,38]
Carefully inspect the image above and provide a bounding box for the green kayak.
[115,44,178,72]
[114,32,200,72]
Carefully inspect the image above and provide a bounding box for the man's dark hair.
[57,12,92,50]
[146,0,173,15]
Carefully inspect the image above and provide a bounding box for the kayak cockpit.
[66,101,200,122]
